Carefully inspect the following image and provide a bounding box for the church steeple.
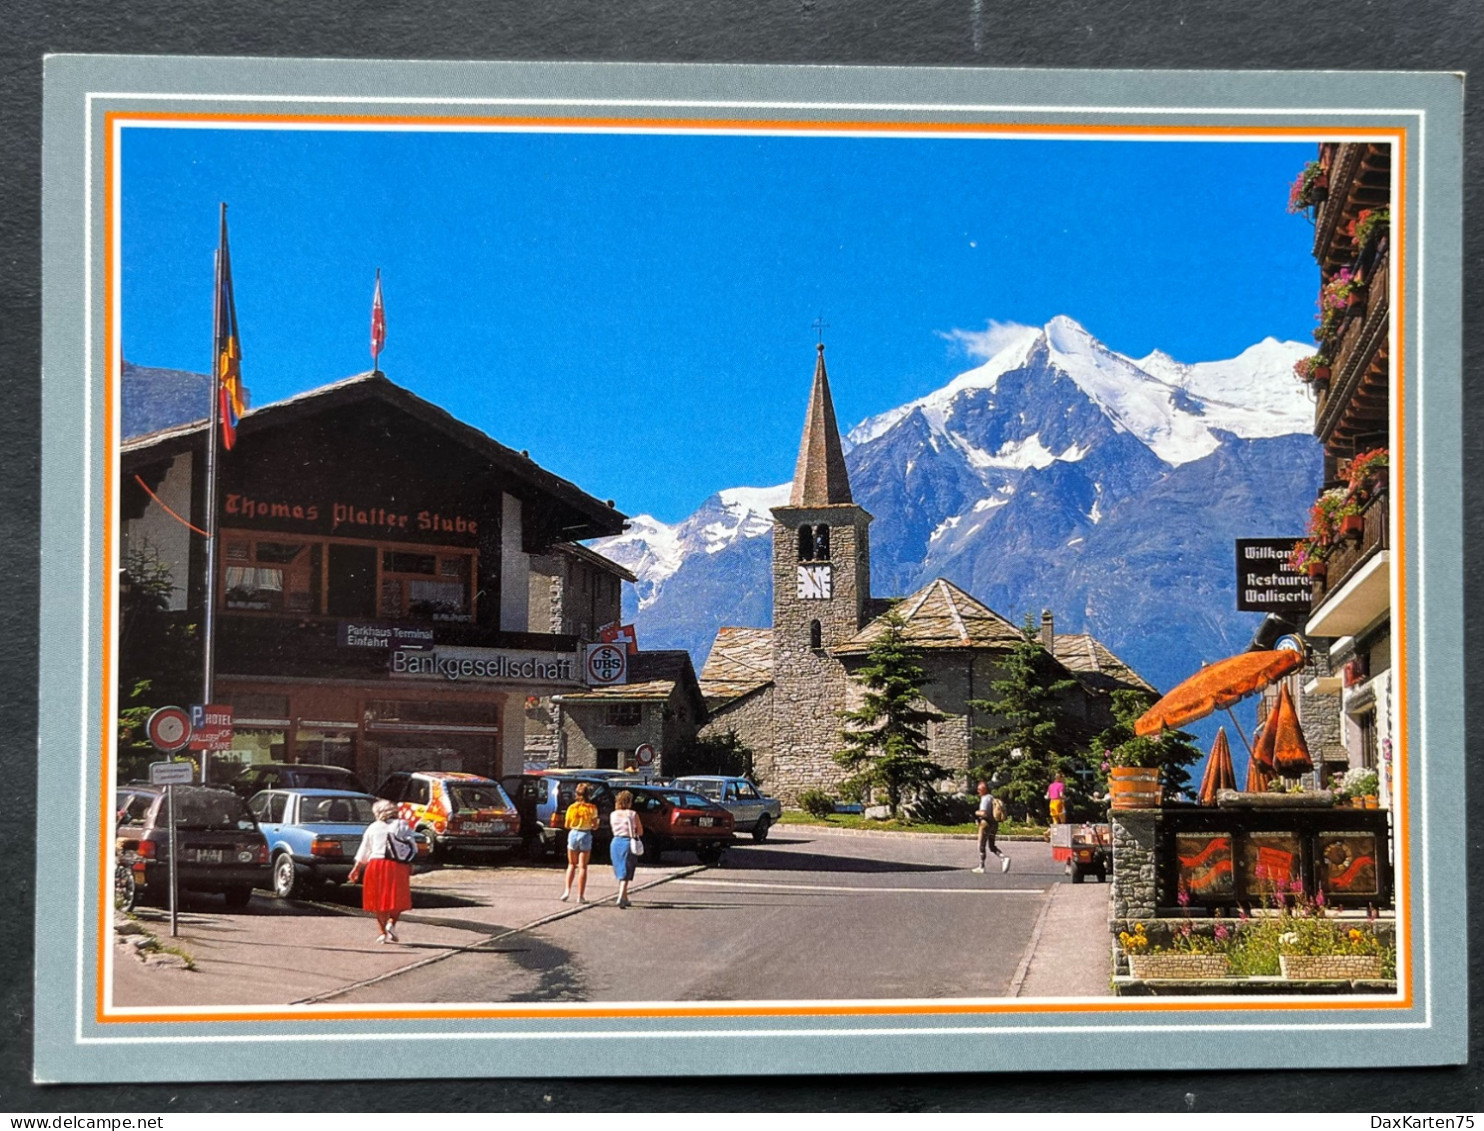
[789,343,854,506]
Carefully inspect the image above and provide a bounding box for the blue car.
[247,788,427,899]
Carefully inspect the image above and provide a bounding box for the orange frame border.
[96,110,1412,1027]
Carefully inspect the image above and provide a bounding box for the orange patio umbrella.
[1197,727,1238,805]
[1244,750,1271,793]
[1251,702,1278,774]
[1267,683,1314,778]
[1135,649,1306,752]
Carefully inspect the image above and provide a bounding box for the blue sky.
[122,127,1317,522]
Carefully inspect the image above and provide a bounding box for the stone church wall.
[699,686,777,786]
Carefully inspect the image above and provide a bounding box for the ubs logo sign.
[585,643,628,686]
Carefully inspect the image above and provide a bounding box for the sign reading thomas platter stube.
[1235,538,1311,615]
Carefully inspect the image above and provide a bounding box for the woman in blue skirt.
[608,790,645,909]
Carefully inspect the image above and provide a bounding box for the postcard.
[36,56,1465,1082]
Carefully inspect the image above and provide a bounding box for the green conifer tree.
[835,613,950,818]
[969,615,1081,816]
[1088,688,1203,800]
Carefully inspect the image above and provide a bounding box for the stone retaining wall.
[1110,809,1159,920]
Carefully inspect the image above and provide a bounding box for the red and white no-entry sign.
[145,706,193,753]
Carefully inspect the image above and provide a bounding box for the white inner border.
[78,88,1427,1051]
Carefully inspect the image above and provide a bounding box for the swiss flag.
[370,270,386,364]
[600,623,639,655]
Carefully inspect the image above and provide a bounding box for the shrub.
[904,789,976,825]
[798,789,837,819]
[666,730,756,782]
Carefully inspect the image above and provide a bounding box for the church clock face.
[796,563,832,600]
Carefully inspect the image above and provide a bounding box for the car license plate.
[699,817,715,827]
[194,848,223,864]
[464,823,493,834]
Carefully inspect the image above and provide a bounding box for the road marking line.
[672,878,1046,895]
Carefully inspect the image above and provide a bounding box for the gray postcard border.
[37,56,1465,1083]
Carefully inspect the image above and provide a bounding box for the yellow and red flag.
[214,209,247,449]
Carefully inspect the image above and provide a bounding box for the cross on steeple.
[812,313,830,344]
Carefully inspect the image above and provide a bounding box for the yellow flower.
[1348,929,1363,942]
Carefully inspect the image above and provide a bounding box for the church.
[697,344,1155,801]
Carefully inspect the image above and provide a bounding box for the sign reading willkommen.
[1235,538,1311,614]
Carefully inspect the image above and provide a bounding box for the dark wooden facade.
[120,373,626,787]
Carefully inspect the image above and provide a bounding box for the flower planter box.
[1339,514,1364,539]
[1306,561,1327,580]
[1109,766,1161,810]
[1280,954,1383,980]
[1128,954,1232,979]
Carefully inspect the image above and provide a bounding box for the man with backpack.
[972,780,1011,874]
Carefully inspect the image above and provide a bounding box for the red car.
[622,785,735,865]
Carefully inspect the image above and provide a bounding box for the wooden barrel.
[1109,767,1162,810]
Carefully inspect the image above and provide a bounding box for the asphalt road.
[332,831,1053,1004]
[114,829,1103,1007]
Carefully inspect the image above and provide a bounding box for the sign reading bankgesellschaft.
[1235,538,1311,614]
[388,645,582,686]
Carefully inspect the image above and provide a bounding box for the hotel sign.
[389,645,581,686]
[222,490,481,544]
[1235,538,1311,615]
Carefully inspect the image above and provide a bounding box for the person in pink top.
[1047,771,1067,824]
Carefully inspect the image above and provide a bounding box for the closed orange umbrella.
[1135,649,1305,737]
[1198,727,1237,805]
[1251,704,1278,774]
[1244,752,1271,792]
[1268,684,1314,778]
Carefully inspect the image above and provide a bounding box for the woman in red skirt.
[347,798,415,943]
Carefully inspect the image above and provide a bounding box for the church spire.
[789,343,854,506]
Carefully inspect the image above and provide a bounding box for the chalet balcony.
[1312,142,1391,274]
[1306,492,1390,639]
[1314,244,1389,451]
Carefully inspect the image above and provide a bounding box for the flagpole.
[201,203,225,782]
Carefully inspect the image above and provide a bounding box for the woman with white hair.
[347,798,417,943]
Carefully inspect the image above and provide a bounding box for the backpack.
[991,797,1007,823]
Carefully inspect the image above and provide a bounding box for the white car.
[671,776,782,842]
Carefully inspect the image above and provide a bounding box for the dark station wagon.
[114,784,271,910]
[224,762,368,801]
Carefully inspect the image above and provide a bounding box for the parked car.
[500,773,619,858]
[114,784,270,910]
[247,788,431,898]
[670,775,783,842]
[224,762,368,800]
[623,784,735,865]
[375,771,520,860]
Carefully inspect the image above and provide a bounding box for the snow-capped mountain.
[594,316,1321,696]
[597,484,790,612]
[850,316,1312,462]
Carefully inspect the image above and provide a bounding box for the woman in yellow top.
[560,782,600,904]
